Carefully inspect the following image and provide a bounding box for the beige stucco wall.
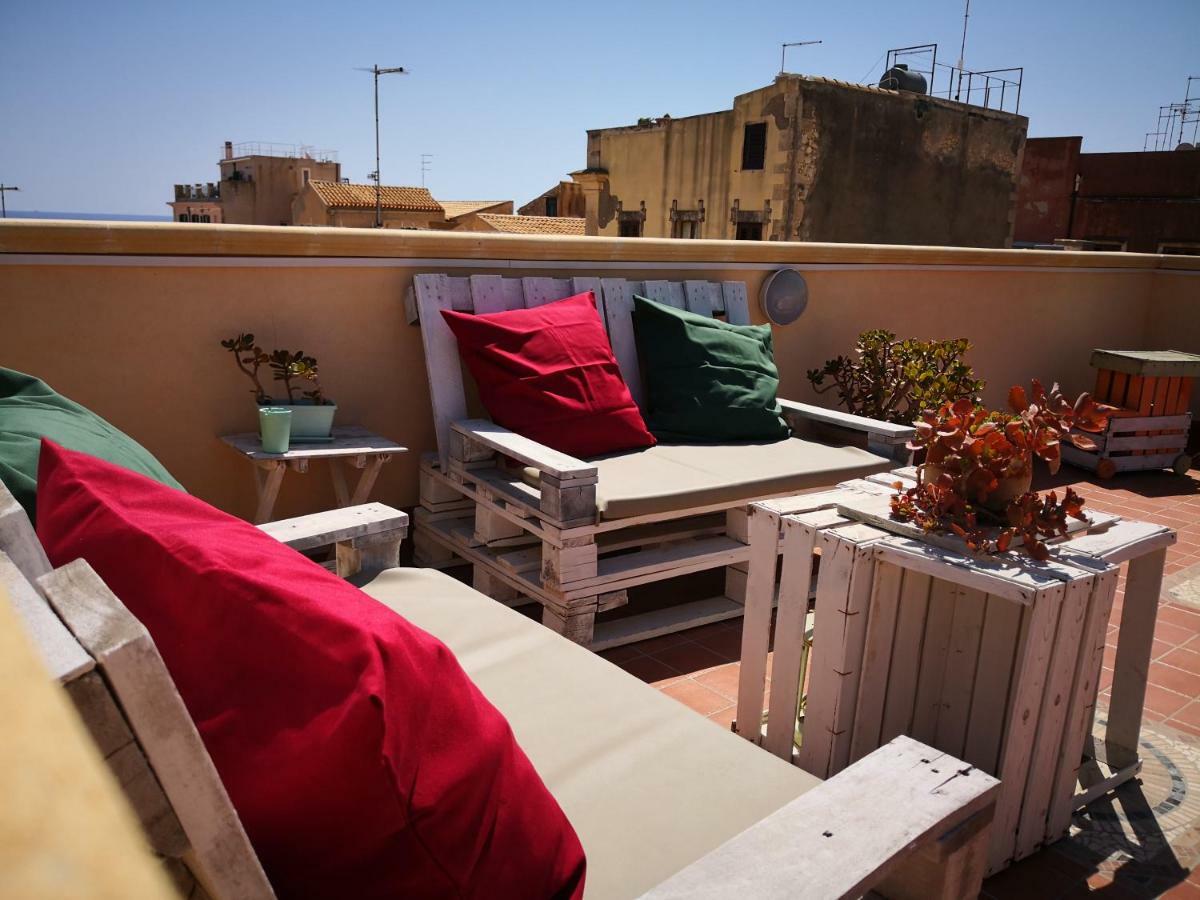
[1,220,1194,523]
[219,155,340,226]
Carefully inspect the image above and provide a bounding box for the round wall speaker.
[759,268,808,326]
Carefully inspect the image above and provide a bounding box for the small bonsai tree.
[221,334,328,405]
[889,380,1113,560]
[806,330,986,425]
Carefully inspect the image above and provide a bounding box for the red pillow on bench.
[441,291,655,458]
[36,440,586,900]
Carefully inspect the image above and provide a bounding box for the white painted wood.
[987,582,1063,874]
[721,282,751,324]
[778,400,916,442]
[520,276,573,308]
[415,273,471,470]
[39,559,276,900]
[590,594,749,652]
[879,570,932,745]
[0,481,51,581]
[1104,413,1191,432]
[849,561,903,763]
[599,278,644,408]
[469,273,513,313]
[1056,519,1174,566]
[763,517,820,758]
[258,503,408,552]
[1105,433,1189,451]
[684,280,717,315]
[451,420,596,480]
[1015,573,1093,859]
[641,279,679,308]
[935,586,988,758]
[640,737,999,900]
[962,595,1023,774]
[0,551,94,683]
[564,535,749,597]
[735,505,779,744]
[911,579,959,746]
[873,538,1059,605]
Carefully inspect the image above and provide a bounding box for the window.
[741,122,767,170]
[190,214,200,222]
[178,213,188,222]
[545,195,558,217]
[302,168,311,186]
[672,219,698,239]
[735,221,764,241]
[618,218,643,238]
[200,214,210,223]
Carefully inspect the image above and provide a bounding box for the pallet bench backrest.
[0,483,275,900]
[407,274,752,468]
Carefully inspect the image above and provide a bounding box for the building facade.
[169,141,341,226]
[572,74,1028,247]
[1014,137,1200,253]
[291,182,446,228]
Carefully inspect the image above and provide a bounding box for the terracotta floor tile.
[1155,620,1200,646]
[629,631,694,655]
[1162,880,1200,899]
[1162,646,1200,676]
[1159,604,1200,631]
[1100,665,1114,691]
[1167,699,1200,730]
[1148,661,1200,697]
[1140,682,1192,719]
[650,641,730,676]
[617,655,682,684]
[1165,715,1200,738]
[1153,637,1181,661]
[707,704,737,730]
[598,644,644,664]
[688,626,744,660]
[693,661,772,704]
[659,678,732,716]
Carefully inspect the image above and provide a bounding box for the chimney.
[224,141,233,160]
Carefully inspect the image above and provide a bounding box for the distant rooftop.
[224,142,338,164]
[308,181,440,212]
[478,214,586,236]
[440,200,512,220]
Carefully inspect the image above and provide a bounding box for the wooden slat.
[258,503,408,551]
[520,276,572,307]
[735,505,780,745]
[641,736,1000,900]
[910,579,959,745]
[1110,371,1129,407]
[570,276,605,324]
[414,274,470,470]
[590,595,747,652]
[1177,377,1195,415]
[779,399,915,443]
[1015,574,1093,859]
[1094,369,1114,403]
[848,561,903,763]
[722,282,751,324]
[935,586,988,758]
[1106,413,1190,432]
[1123,375,1146,413]
[762,518,819,758]
[962,595,1023,774]
[469,273,514,313]
[0,481,51,582]
[39,560,276,899]
[600,278,644,409]
[879,570,932,745]
[642,279,680,308]
[683,280,717,316]
[0,551,94,683]
[1151,375,1172,416]
[987,583,1063,874]
[452,420,595,480]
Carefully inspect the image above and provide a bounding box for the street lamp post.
[363,65,408,228]
[0,184,19,218]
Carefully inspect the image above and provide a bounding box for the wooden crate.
[739,475,1176,876]
[1067,349,1199,478]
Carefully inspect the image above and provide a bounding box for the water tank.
[879,64,928,94]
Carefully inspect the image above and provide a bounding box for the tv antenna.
[421,154,433,188]
[0,184,19,218]
[780,40,822,75]
[355,65,408,227]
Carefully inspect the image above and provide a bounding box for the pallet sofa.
[2,480,998,899]
[407,274,915,649]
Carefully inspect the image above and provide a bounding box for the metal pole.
[0,184,19,218]
[374,66,382,228]
[779,40,822,75]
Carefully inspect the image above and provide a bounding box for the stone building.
[569,74,1028,246]
[291,182,445,228]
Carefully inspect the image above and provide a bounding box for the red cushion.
[441,291,655,458]
[36,441,586,900]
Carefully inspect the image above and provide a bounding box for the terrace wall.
[1,220,1195,522]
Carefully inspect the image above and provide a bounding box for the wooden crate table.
[1064,349,1199,478]
[220,426,407,523]
[736,471,1175,876]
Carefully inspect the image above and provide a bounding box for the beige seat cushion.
[585,438,890,520]
[359,568,819,900]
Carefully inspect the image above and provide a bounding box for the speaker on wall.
[759,268,808,326]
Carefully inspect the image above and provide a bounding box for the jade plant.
[889,380,1114,560]
[220,333,329,405]
[806,330,986,425]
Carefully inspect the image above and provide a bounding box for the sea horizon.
[5,210,171,222]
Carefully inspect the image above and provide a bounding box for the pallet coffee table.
[737,469,1175,876]
[220,426,407,523]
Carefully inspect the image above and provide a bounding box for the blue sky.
[2,0,1196,215]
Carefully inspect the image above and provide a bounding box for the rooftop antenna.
[780,40,822,75]
[955,0,970,101]
[0,184,19,218]
[355,65,408,227]
[421,154,433,189]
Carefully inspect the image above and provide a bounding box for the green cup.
[258,407,292,454]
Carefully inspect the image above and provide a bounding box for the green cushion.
[0,368,184,524]
[631,297,790,442]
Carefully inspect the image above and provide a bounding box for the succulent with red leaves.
[890,380,1113,559]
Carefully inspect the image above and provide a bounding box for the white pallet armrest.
[258,503,410,552]
[451,419,597,480]
[639,736,998,900]
[778,399,916,444]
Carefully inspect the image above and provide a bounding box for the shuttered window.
[741,122,767,170]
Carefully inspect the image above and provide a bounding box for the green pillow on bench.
[632,296,790,443]
[0,367,183,524]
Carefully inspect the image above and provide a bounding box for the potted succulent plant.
[890,380,1113,560]
[220,333,337,440]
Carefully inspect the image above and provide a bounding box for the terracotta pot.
[921,458,1033,512]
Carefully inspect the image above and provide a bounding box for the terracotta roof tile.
[439,200,511,219]
[308,181,441,212]
[478,214,586,236]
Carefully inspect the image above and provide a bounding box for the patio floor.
[610,466,1200,899]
